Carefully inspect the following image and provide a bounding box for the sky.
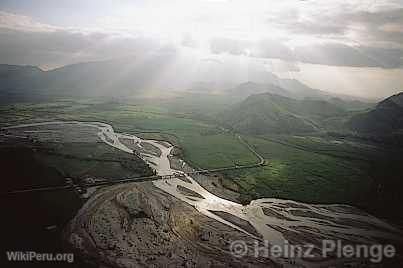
[0,0,402,98]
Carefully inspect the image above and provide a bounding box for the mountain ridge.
[0,61,379,103]
[220,92,346,134]
[347,91,403,134]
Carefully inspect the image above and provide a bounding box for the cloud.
[293,43,374,67]
[210,37,250,55]
[347,8,403,47]
[0,11,56,32]
[181,33,199,48]
[210,38,294,60]
[350,8,403,27]
[210,37,403,68]
[265,7,346,37]
[207,3,403,69]
[294,43,403,68]
[269,7,403,48]
[0,11,161,69]
[253,40,294,60]
[1,5,402,70]
[0,28,159,69]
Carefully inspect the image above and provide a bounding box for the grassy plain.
[3,92,403,227]
[222,136,374,204]
[1,98,384,207]
[37,142,153,181]
[0,99,259,169]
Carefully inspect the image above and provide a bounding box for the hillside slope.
[220,93,346,134]
[347,92,403,133]
[228,81,291,100]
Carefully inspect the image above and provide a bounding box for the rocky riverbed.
[65,182,276,268]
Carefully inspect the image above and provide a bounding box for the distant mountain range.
[223,80,371,104]
[0,60,373,104]
[0,56,175,99]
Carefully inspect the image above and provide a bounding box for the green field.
[0,98,385,208]
[37,142,153,180]
[222,135,374,205]
[0,99,259,169]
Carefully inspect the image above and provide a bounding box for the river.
[3,121,402,249]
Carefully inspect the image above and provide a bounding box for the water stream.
[3,121,402,249]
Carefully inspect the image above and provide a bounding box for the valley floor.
[1,98,402,218]
[1,116,402,267]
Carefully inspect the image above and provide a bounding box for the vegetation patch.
[223,136,372,205]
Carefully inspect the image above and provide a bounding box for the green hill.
[347,92,403,133]
[228,81,291,100]
[220,93,346,134]
[328,97,373,111]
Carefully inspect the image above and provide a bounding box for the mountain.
[228,81,291,101]
[224,80,373,106]
[0,64,43,91]
[328,97,373,111]
[0,60,372,104]
[276,79,331,100]
[0,64,46,102]
[0,54,175,99]
[347,92,403,134]
[41,54,178,96]
[345,92,403,221]
[220,93,346,134]
[41,59,142,96]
